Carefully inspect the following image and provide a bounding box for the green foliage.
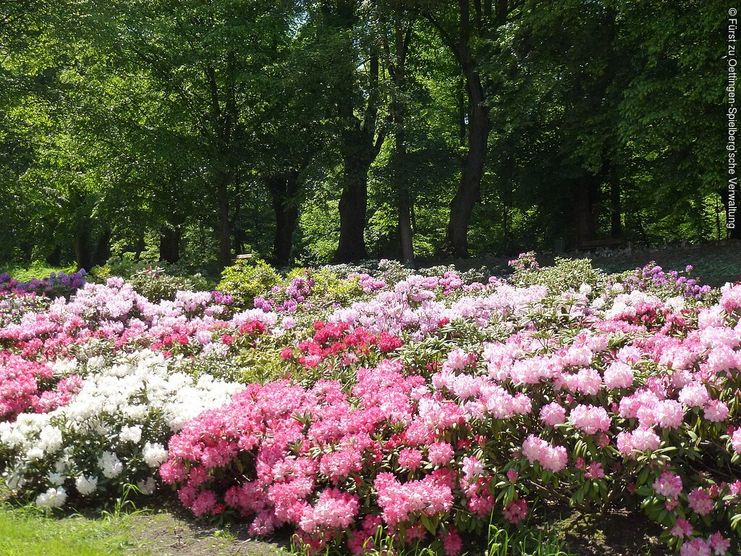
[127,268,209,302]
[289,267,366,310]
[510,257,606,293]
[484,522,572,556]
[2,263,77,282]
[217,258,282,308]
[0,0,727,269]
[92,254,210,301]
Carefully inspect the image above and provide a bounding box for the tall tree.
[380,1,415,263]
[421,0,515,257]
[320,0,387,262]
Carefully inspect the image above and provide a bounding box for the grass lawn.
[0,504,135,555]
[0,502,284,556]
[1,261,77,282]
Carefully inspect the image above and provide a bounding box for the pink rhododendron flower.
[521,435,567,472]
[427,442,454,466]
[680,538,711,556]
[678,382,710,408]
[707,532,731,555]
[539,402,567,426]
[441,528,463,556]
[653,471,683,498]
[569,404,611,435]
[584,461,605,479]
[688,487,714,516]
[732,428,741,455]
[703,400,729,423]
[374,470,454,527]
[671,518,693,538]
[299,488,359,533]
[616,428,660,457]
[502,499,528,524]
[461,456,484,480]
[398,448,423,471]
[603,361,634,389]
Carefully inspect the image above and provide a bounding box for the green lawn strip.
[2,262,77,281]
[0,504,140,556]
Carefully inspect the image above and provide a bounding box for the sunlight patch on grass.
[0,505,138,556]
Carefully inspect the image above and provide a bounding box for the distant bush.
[127,267,209,302]
[91,254,209,302]
[509,253,605,293]
[0,269,87,299]
[217,257,282,308]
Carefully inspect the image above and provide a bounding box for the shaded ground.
[585,240,741,287]
[123,506,285,556]
[550,510,669,556]
[0,499,675,555]
[430,240,741,287]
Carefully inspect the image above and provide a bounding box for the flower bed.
[0,258,738,555]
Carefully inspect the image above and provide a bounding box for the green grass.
[2,261,77,281]
[484,523,572,556]
[0,504,138,556]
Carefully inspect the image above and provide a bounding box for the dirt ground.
[122,505,671,556]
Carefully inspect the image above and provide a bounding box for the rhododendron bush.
[0,258,739,555]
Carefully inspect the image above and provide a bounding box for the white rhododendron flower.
[98,451,123,478]
[75,475,98,496]
[119,425,143,444]
[137,477,156,495]
[0,350,242,508]
[35,487,67,508]
[142,442,168,468]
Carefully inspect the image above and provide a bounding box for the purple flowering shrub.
[0,270,86,299]
[624,262,714,300]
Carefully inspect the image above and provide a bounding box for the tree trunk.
[92,228,111,267]
[159,224,181,263]
[574,176,601,247]
[74,218,92,271]
[399,188,414,263]
[216,174,232,269]
[268,172,300,267]
[133,234,145,261]
[387,18,415,264]
[45,245,62,267]
[335,158,371,262]
[446,66,489,258]
[610,180,622,239]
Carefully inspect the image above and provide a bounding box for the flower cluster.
[0,270,87,298]
[0,353,82,421]
[0,350,241,506]
[281,320,403,369]
[0,260,738,555]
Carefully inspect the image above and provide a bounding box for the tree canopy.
[0,0,729,271]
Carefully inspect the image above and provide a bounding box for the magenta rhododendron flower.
[688,487,714,516]
[441,528,463,556]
